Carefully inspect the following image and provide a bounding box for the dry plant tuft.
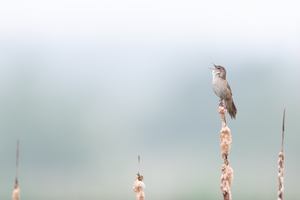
[220,163,233,200]
[218,105,234,200]
[278,109,285,200]
[220,126,232,161]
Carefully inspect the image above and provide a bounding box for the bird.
[211,65,237,119]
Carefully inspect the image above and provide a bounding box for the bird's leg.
[219,99,226,109]
[219,99,223,107]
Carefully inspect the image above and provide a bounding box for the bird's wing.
[227,82,233,96]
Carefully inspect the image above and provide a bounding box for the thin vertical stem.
[281,109,285,152]
[138,155,141,175]
[278,109,286,200]
[16,140,20,184]
[219,106,233,200]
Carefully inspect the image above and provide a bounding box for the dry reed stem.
[12,180,20,200]
[278,109,285,200]
[219,106,233,200]
[220,126,232,161]
[12,140,20,200]
[277,151,284,200]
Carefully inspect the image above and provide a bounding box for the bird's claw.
[218,106,226,114]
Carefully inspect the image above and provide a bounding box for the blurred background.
[0,0,299,199]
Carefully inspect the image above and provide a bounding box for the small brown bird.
[211,65,237,119]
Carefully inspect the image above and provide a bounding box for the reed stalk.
[12,140,20,200]
[278,109,285,200]
[218,106,233,200]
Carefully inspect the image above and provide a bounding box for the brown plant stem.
[278,109,285,200]
[219,106,233,200]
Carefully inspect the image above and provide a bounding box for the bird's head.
[211,64,226,79]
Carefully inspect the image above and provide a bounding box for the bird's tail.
[225,98,237,119]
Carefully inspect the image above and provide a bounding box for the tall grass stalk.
[12,140,20,200]
[278,109,285,200]
[218,106,233,200]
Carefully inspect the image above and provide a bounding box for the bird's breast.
[212,78,228,99]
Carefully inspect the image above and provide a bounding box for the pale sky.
[0,0,299,43]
